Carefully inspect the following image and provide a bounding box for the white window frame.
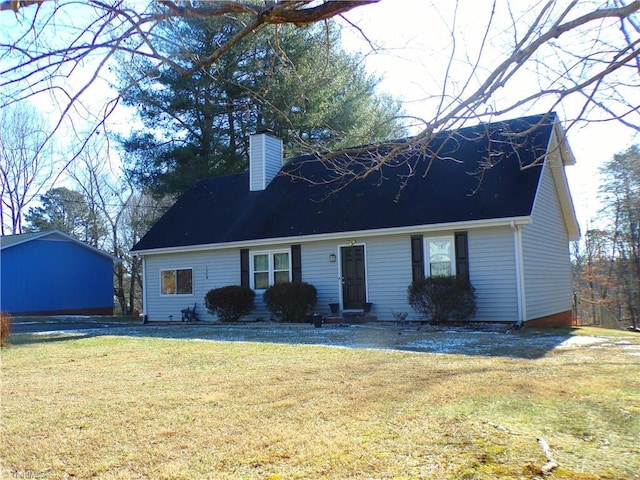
[250,249,291,290]
[424,236,456,277]
[160,267,194,296]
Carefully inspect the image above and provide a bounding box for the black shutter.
[455,232,469,281]
[240,249,249,287]
[291,244,302,283]
[411,235,424,283]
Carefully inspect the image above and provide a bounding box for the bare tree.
[572,228,619,324]
[68,137,171,314]
[122,192,173,314]
[0,103,55,235]
[68,140,134,314]
[573,144,640,329]
[1,0,639,182]
[599,144,640,329]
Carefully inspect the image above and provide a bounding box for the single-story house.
[132,113,580,327]
[0,230,119,316]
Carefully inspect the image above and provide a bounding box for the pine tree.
[118,18,404,196]
[24,187,107,247]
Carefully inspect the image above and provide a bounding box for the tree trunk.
[129,256,141,315]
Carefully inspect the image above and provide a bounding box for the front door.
[341,245,366,309]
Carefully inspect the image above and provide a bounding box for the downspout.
[141,255,148,323]
[510,221,526,327]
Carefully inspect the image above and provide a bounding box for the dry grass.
[1,329,639,479]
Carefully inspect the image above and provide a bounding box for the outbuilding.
[1,230,118,315]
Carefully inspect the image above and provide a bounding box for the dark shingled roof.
[132,113,556,251]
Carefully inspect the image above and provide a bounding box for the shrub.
[1,311,12,348]
[263,282,317,322]
[407,276,476,324]
[205,286,255,322]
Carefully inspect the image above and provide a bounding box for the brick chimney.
[249,131,283,191]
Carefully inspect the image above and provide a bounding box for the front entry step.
[342,313,377,324]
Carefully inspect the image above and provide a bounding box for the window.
[251,250,291,289]
[425,237,455,277]
[161,268,193,295]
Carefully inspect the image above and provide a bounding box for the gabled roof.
[0,230,48,248]
[1,229,121,262]
[133,113,577,252]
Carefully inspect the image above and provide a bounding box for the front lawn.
[2,328,639,479]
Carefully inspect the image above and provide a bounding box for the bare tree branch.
[2,0,640,199]
[310,0,640,189]
[0,103,56,234]
[0,0,40,12]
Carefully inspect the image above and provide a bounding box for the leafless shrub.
[0,311,12,347]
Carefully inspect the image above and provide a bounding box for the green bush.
[205,286,255,322]
[263,282,317,322]
[407,276,476,324]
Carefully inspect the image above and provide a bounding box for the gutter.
[132,216,532,256]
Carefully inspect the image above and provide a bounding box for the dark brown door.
[341,245,366,309]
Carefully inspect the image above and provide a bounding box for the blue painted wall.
[1,238,114,315]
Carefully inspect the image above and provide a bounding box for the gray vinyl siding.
[144,249,239,321]
[249,134,282,191]
[298,241,341,314]
[468,227,519,321]
[361,230,521,322]
[249,135,265,191]
[299,237,415,318]
[243,242,337,319]
[365,236,414,319]
[264,138,282,187]
[143,243,339,321]
[142,227,523,323]
[521,162,572,320]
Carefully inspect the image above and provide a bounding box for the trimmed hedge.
[205,285,255,322]
[263,282,317,322]
[407,276,476,324]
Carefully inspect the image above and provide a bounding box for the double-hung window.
[251,250,291,289]
[161,268,193,295]
[425,237,455,277]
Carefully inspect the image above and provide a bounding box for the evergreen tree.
[24,187,106,247]
[118,18,404,196]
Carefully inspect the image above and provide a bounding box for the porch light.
[329,253,336,263]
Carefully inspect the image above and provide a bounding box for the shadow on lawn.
[8,321,580,359]
[8,332,96,346]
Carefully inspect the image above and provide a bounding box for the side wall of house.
[1,238,113,315]
[142,226,521,322]
[521,161,573,323]
[468,227,519,321]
